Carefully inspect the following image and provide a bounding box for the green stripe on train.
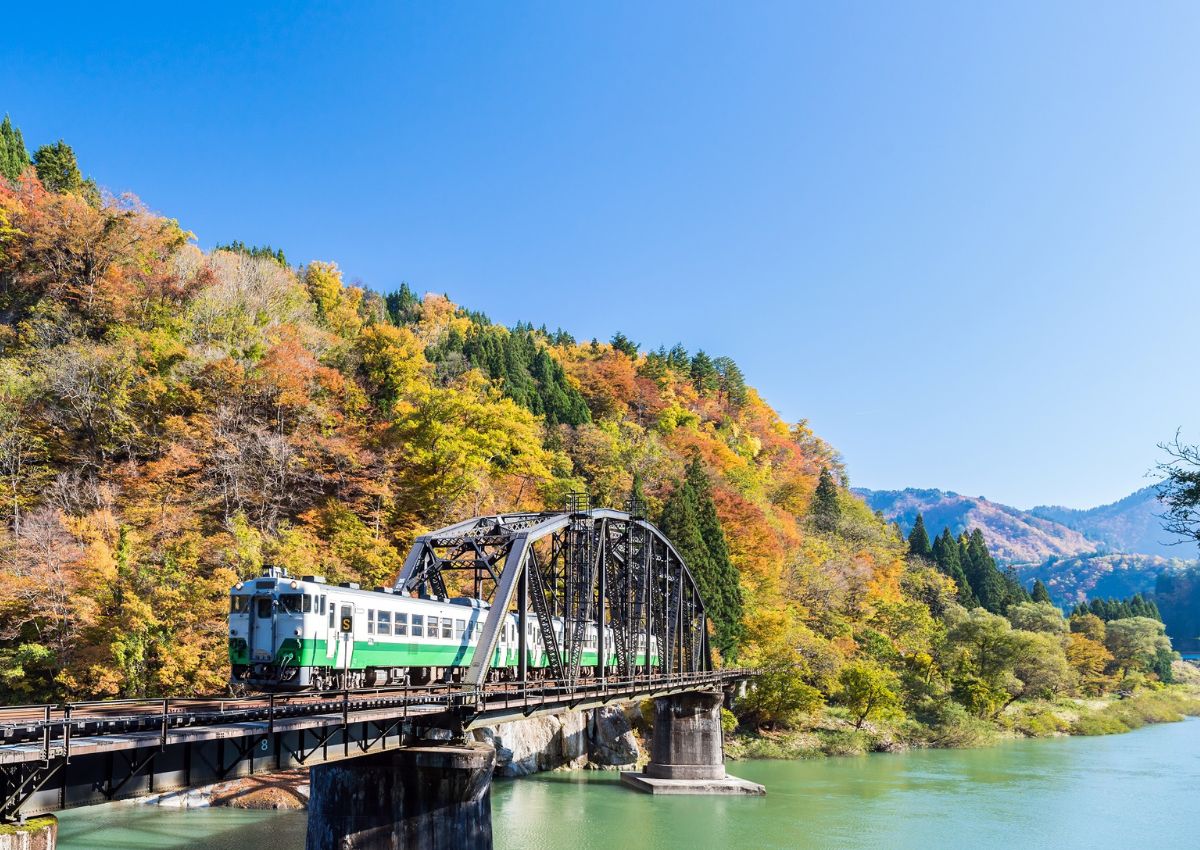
[230,637,658,670]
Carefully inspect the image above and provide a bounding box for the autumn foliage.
[3,154,1151,727]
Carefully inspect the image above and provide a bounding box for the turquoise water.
[58,718,1200,850]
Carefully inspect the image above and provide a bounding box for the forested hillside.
[0,124,1182,740]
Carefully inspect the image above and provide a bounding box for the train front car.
[228,566,328,690]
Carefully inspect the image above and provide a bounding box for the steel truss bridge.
[397,503,713,685]
[0,505,749,822]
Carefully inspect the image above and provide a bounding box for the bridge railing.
[0,669,753,761]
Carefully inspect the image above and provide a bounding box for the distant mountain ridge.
[1029,487,1190,559]
[854,485,1199,605]
[854,487,1095,565]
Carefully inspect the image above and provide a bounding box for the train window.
[279,594,303,614]
[378,611,392,636]
[442,619,452,639]
[256,597,272,618]
[303,595,312,613]
[455,619,466,639]
[328,606,335,628]
[367,610,375,635]
[320,595,326,615]
[396,612,408,636]
[428,616,439,640]
[411,614,424,637]
[230,596,249,614]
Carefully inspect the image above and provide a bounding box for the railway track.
[0,671,749,747]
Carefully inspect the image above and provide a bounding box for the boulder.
[588,705,640,768]
[475,714,563,776]
[559,709,590,768]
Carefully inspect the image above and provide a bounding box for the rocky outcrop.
[471,702,641,776]
[588,705,639,768]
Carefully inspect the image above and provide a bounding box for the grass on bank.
[0,816,56,835]
[725,684,1200,760]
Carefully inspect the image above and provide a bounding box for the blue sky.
[5,2,1198,509]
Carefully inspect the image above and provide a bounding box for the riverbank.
[725,680,1200,760]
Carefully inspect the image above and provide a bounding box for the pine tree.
[658,461,744,661]
[629,472,647,516]
[1031,579,1052,604]
[712,356,748,407]
[686,458,744,659]
[1001,566,1031,608]
[962,529,1007,613]
[907,513,932,558]
[0,115,29,181]
[689,350,717,392]
[933,528,977,608]
[610,332,639,358]
[33,140,82,193]
[385,283,421,325]
[665,343,690,373]
[810,467,842,533]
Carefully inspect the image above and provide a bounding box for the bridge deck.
[0,670,749,820]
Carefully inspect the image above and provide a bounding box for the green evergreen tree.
[1001,566,1032,608]
[658,461,744,660]
[1031,579,1052,604]
[933,528,978,608]
[629,472,647,516]
[610,332,639,358]
[385,283,421,325]
[665,343,690,373]
[33,140,82,193]
[712,356,748,407]
[427,322,591,426]
[907,513,932,558]
[0,115,29,182]
[689,350,718,392]
[810,467,842,533]
[962,529,1007,613]
[686,458,744,659]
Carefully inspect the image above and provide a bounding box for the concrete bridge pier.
[621,690,764,795]
[306,744,496,850]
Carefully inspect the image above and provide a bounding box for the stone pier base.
[306,744,496,850]
[0,816,57,850]
[621,690,764,796]
[620,772,765,795]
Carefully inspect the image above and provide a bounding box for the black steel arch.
[395,505,713,687]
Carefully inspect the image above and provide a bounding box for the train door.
[334,603,355,672]
[250,594,276,664]
[325,597,337,663]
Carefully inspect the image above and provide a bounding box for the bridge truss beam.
[396,506,713,688]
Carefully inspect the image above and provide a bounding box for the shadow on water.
[57,805,307,850]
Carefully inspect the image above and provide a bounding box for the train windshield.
[230,595,250,614]
[256,597,272,618]
[278,594,303,614]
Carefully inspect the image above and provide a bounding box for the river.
[57,717,1200,850]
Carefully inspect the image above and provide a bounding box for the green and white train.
[228,567,659,690]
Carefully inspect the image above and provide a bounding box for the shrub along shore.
[727,673,1200,760]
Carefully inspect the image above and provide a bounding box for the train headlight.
[290,580,298,589]
[294,628,302,636]
[230,629,238,636]
[235,582,244,590]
